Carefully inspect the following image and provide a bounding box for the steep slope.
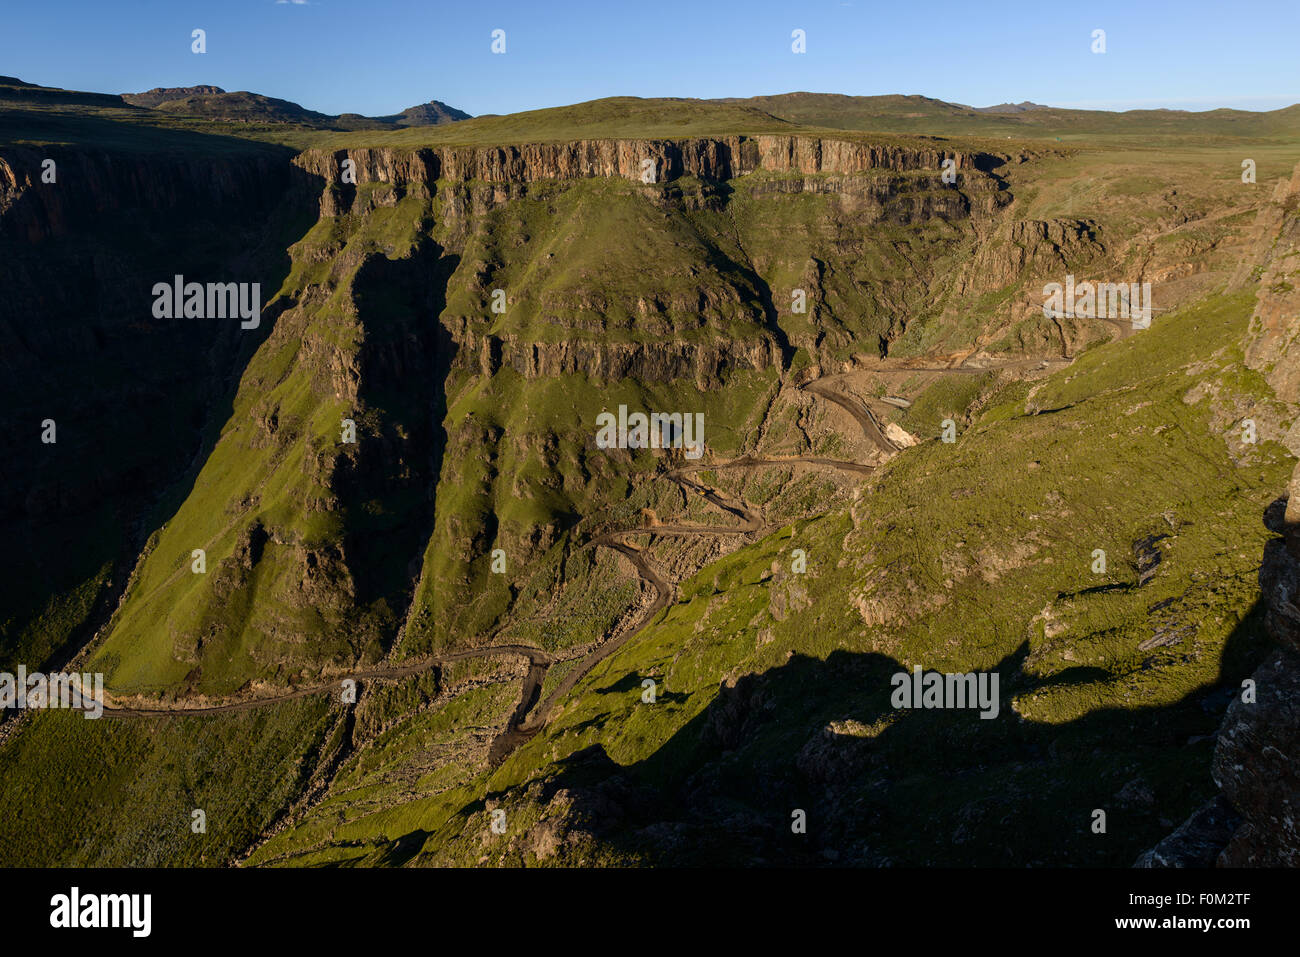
[1,89,1296,867]
[253,288,1294,867]
[0,130,319,676]
[243,156,1299,868]
[77,134,1009,702]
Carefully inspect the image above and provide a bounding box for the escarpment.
[0,142,322,674]
[9,72,1300,871]
[54,130,1052,686]
[292,135,1010,190]
[16,118,1268,692]
[233,135,1024,663]
[292,133,1023,379]
[1239,161,1300,414]
[445,319,785,387]
[0,146,297,242]
[10,121,1257,691]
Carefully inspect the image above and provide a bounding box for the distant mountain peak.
[386,99,473,127]
[121,86,227,108]
[116,85,470,130]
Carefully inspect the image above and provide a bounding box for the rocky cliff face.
[957,218,1107,296]
[1238,162,1300,422]
[292,134,1019,384]
[0,146,292,242]
[1211,485,1300,866]
[447,319,785,387]
[292,135,1008,191]
[0,142,319,671]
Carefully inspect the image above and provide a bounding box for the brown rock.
[1213,648,1300,866]
[1286,467,1300,560]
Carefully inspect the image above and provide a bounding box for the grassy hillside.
[719,92,1300,144]
[0,77,321,150]
[0,699,335,866]
[84,149,1007,694]
[314,97,798,148]
[2,79,1297,866]
[250,290,1294,866]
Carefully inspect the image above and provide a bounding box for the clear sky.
[3,0,1298,118]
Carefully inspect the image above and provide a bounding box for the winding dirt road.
[96,644,553,718]
[489,466,766,761]
[804,378,902,453]
[78,309,1147,763]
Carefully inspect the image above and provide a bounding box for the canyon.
[1,78,1297,867]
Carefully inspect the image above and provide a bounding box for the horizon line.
[8,74,1300,119]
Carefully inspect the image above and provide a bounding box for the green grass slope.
[720,92,1300,145]
[249,290,1294,866]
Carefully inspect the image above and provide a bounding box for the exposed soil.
[82,328,1146,771]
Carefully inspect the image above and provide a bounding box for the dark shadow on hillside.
[970,153,1008,176]
[374,828,432,867]
[331,241,459,629]
[710,180,795,371]
[475,584,1273,867]
[593,672,690,704]
[0,148,325,676]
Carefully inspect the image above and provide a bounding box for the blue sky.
[3,0,1298,117]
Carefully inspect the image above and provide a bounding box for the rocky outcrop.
[1134,796,1242,867]
[448,320,783,387]
[1209,483,1300,865]
[293,136,1005,191]
[956,218,1106,296]
[1213,645,1300,865]
[1288,471,1300,559]
[1236,161,1300,417]
[0,146,294,243]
